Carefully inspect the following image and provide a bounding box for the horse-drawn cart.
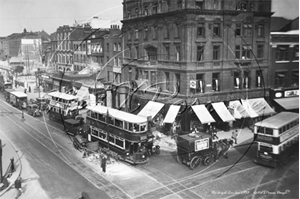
[176,132,234,170]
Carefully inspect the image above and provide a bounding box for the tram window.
[265,128,273,135]
[133,124,139,132]
[99,131,107,140]
[115,137,124,148]
[129,123,133,131]
[140,124,146,132]
[125,140,130,150]
[124,122,128,130]
[91,111,97,119]
[107,116,114,125]
[109,135,114,143]
[98,113,105,122]
[115,119,124,128]
[87,110,91,117]
[92,129,98,137]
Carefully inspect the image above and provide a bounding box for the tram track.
[0,101,132,199]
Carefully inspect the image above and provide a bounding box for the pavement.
[152,126,255,152]
[0,133,22,197]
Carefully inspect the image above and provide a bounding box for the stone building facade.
[121,0,272,105]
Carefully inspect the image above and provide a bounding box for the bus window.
[265,128,273,135]
[115,119,124,128]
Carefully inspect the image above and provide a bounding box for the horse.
[220,139,234,159]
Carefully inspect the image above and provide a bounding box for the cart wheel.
[203,156,212,166]
[190,156,201,170]
[177,155,183,164]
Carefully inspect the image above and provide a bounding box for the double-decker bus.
[254,112,299,167]
[86,105,153,165]
[47,91,81,123]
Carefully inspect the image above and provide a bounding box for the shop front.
[270,88,299,112]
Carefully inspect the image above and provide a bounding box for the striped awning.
[163,105,181,123]
[192,105,215,124]
[212,102,235,122]
[229,100,250,119]
[138,101,164,119]
[242,98,275,117]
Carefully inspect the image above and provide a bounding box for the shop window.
[195,73,205,93]
[145,46,157,60]
[276,45,289,61]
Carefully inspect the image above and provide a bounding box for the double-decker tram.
[254,112,299,167]
[47,91,81,123]
[86,105,152,165]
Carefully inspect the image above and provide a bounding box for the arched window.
[174,24,179,38]
[164,25,169,39]
[145,46,157,61]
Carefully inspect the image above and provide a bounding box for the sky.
[0,0,299,37]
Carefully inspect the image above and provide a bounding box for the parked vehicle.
[27,104,42,117]
[9,91,27,110]
[36,97,48,111]
[64,118,88,136]
[253,112,299,167]
[4,89,15,102]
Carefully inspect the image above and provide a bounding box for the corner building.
[122,0,273,130]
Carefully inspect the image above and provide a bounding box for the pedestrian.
[212,126,219,140]
[10,157,15,173]
[14,176,22,197]
[101,154,107,173]
[28,86,31,93]
[231,130,239,144]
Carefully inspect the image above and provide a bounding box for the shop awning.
[241,99,259,118]
[242,98,275,117]
[138,101,164,119]
[212,102,235,122]
[274,97,299,110]
[163,105,181,123]
[192,105,215,124]
[76,86,90,101]
[229,100,250,119]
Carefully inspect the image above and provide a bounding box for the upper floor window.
[293,45,299,60]
[197,46,204,61]
[234,71,241,89]
[164,45,170,60]
[212,73,220,91]
[257,24,264,37]
[275,72,287,88]
[113,43,117,51]
[128,31,132,40]
[256,70,263,88]
[177,0,183,9]
[118,43,122,51]
[135,29,139,39]
[196,0,204,9]
[235,24,241,37]
[144,28,148,40]
[243,24,252,36]
[145,46,157,61]
[235,45,241,59]
[153,3,158,14]
[166,0,171,11]
[195,73,205,93]
[257,44,264,58]
[174,24,179,38]
[106,43,109,51]
[144,6,149,15]
[164,26,169,39]
[197,23,205,37]
[213,24,220,37]
[276,45,289,61]
[127,9,131,18]
[135,8,139,17]
[165,72,170,91]
[213,45,220,60]
[175,45,181,61]
[242,45,251,59]
[152,27,157,40]
[243,71,250,89]
[292,71,299,86]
